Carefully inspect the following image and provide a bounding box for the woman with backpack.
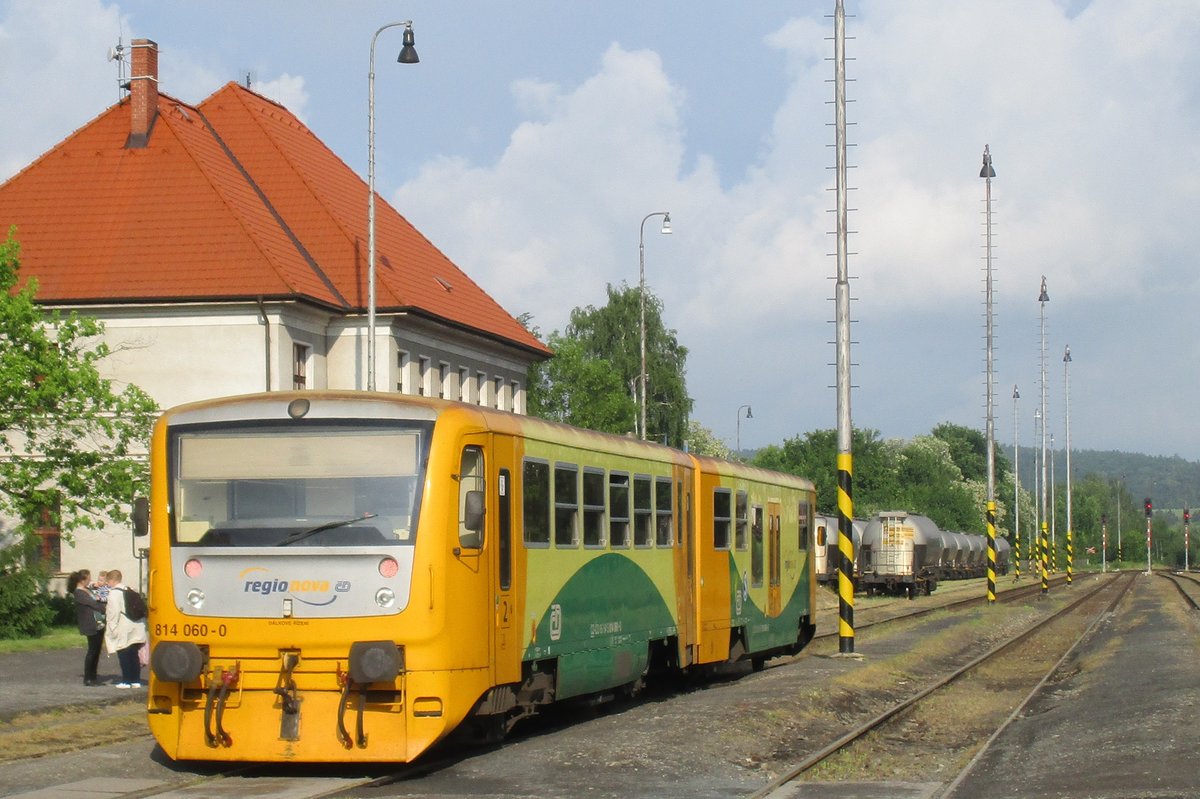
[68,570,106,686]
[103,569,148,688]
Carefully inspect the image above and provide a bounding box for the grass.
[0,626,83,654]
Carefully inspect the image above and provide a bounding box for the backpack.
[122,587,147,623]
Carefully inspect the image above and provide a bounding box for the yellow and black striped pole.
[837,453,855,653]
[986,500,997,603]
[1014,528,1021,582]
[1040,520,1049,594]
[1066,526,1073,585]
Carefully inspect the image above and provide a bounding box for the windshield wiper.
[275,513,378,547]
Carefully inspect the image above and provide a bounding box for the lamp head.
[745,406,752,419]
[398,24,419,64]
[660,213,672,235]
[979,144,996,178]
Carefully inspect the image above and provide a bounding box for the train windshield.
[170,422,429,547]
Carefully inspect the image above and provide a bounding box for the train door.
[767,500,781,617]
[492,446,520,686]
[452,437,492,671]
[674,469,694,667]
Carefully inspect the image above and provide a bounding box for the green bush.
[0,539,55,640]
[47,592,76,626]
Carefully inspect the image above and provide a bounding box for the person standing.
[68,570,106,686]
[104,569,147,688]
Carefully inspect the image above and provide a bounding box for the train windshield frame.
[167,419,432,548]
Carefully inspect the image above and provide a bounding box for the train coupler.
[273,652,302,741]
[203,665,239,748]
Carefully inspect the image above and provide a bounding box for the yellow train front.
[145,392,512,762]
[143,390,817,763]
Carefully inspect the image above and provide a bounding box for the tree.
[0,231,158,556]
[527,283,692,446]
[685,420,730,459]
[752,428,901,515]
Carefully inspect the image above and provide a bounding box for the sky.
[1,0,1198,460]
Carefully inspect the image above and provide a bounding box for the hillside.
[1003,446,1200,510]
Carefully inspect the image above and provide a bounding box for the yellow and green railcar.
[141,391,815,764]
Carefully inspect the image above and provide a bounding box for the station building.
[0,38,550,583]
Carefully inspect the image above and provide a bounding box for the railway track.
[751,571,1136,799]
[1159,569,1200,609]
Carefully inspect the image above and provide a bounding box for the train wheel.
[751,656,766,672]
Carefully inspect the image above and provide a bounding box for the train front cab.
[144,395,526,763]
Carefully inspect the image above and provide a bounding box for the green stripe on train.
[523,552,677,699]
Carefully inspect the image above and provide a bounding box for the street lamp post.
[735,404,752,455]
[980,145,998,604]
[367,21,419,391]
[1013,384,1020,581]
[1038,276,1050,594]
[638,211,671,439]
[1063,345,1073,585]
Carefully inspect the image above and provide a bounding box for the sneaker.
[115,682,131,688]
[130,683,142,688]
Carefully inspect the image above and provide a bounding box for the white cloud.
[251,73,309,122]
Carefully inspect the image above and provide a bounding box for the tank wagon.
[858,511,1012,596]
[135,391,817,763]
[813,514,864,587]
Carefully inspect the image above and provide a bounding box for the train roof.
[158,391,812,487]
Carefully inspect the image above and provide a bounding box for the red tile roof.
[0,82,548,356]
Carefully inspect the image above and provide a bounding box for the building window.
[460,368,471,403]
[479,372,491,406]
[292,343,310,389]
[30,500,61,573]
[510,380,522,414]
[418,357,431,396]
[397,350,410,394]
[438,362,450,399]
[494,377,505,410]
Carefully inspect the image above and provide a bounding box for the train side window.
[713,488,732,550]
[798,501,811,551]
[609,472,630,548]
[735,491,748,550]
[554,464,579,547]
[458,446,485,549]
[751,505,764,586]
[633,475,653,547]
[655,476,673,547]
[817,524,827,548]
[582,468,605,548]
[522,459,550,547]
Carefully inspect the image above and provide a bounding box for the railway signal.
[1185,508,1190,572]
[1144,498,1152,574]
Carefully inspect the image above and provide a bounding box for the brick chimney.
[127,38,159,148]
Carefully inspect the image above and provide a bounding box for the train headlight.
[375,587,396,608]
[186,588,205,609]
[348,641,403,684]
[150,641,205,683]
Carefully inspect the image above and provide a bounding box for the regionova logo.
[238,567,351,607]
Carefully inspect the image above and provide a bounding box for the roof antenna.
[107,32,129,101]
